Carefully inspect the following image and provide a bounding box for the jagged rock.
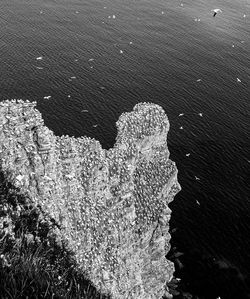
[0,99,181,299]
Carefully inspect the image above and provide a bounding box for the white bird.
[36,56,43,60]
[196,79,202,82]
[195,176,200,180]
[179,113,184,116]
[212,8,222,17]
[179,126,184,130]
[237,78,241,82]
[196,200,200,205]
[198,113,203,117]
[120,50,123,54]
[186,153,190,157]
[43,96,51,99]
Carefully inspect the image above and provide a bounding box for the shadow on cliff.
[0,171,110,299]
[166,245,250,299]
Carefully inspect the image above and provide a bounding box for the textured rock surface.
[0,100,181,299]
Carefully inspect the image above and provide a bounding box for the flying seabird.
[212,8,222,17]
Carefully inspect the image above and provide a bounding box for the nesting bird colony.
[0,100,181,299]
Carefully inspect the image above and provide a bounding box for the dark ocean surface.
[0,0,249,298]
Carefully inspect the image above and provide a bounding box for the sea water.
[0,0,249,298]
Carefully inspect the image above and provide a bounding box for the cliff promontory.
[0,100,181,299]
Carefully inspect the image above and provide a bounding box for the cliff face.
[0,100,181,299]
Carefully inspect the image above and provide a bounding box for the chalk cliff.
[0,100,181,299]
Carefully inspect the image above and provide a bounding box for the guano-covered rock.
[0,100,181,299]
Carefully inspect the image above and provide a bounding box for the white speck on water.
[179,113,184,116]
[112,15,116,19]
[196,200,200,205]
[36,56,43,60]
[108,16,111,19]
[237,78,241,82]
[195,176,200,181]
[186,153,190,157]
[70,76,76,79]
[129,41,133,44]
[120,50,123,54]
[104,6,107,9]
[180,3,184,7]
[198,113,203,117]
[196,78,202,82]
[88,58,94,62]
[81,109,88,113]
[67,95,71,98]
[43,96,51,99]
[36,67,43,69]
[180,126,184,130]
[212,8,222,14]
[93,124,98,127]
[75,11,79,14]
[161,11,165,15]
[243,14,246,18]
[232,44,235,47]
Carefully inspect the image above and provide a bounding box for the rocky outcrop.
[0,100,181,299]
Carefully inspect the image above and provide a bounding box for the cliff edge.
[0,100,181,299]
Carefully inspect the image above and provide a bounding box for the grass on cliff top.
[0,173,110,299]
[0,229,110,299]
